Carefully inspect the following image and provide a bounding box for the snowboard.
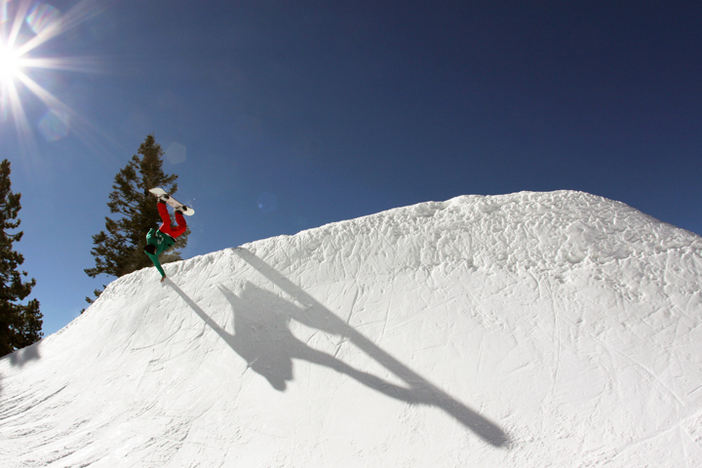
[149,188,195,216]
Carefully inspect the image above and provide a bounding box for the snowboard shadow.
[229,248,510,448]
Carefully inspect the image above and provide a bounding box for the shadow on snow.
[0,341,42,397]
[166,248,510,448]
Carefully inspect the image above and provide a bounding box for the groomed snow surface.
[2,190,702,467]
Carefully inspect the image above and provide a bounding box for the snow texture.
[1,190,702,467]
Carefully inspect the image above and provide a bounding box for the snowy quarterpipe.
[1,191,701,467]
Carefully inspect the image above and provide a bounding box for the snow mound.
[2,190,702,467]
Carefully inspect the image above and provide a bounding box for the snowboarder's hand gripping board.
[148,188,195,216]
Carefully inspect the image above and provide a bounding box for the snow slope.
[2,190,702,467]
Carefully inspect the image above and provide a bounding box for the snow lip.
[41,190,702,338]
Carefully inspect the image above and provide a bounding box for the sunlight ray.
[19,56,105,73]
[16,0,110,57]
[14,68,69,112]
[13,64,115,152]
[5,0,30,49]
[3,75,36,152]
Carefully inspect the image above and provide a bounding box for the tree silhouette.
[0,159,42,357]
[85,134,188,302]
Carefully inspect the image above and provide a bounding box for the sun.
[0,42,22,83]
[0,0,108,149]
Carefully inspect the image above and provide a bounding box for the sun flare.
[0,42,22,82]
[0,0,107,149]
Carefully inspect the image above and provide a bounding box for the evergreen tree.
[85,135,188,298]
[0,159,42,357]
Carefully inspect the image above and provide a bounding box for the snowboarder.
[143,194,187,282]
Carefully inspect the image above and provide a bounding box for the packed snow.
[1,190,701,467]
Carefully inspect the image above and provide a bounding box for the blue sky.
[2,0,701,336]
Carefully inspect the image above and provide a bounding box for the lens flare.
[25,2,61,36]
[257,192,278,213]
[38,108,70,141]
[165,141,187,165]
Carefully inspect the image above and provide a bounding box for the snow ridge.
[1,190,701,467]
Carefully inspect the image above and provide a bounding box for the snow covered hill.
[2,190,702,467]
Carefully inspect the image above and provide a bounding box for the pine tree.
[85,135,189,298]
[0,159,42,357]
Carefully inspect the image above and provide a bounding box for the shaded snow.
[2,190,702,467]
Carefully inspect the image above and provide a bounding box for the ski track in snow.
[1,190,702,467]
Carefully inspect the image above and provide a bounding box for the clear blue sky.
[2,0,701,336]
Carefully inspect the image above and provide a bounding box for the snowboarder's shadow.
[220,283,417,395]
[231,248,510,448]
[166,250,510,448]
